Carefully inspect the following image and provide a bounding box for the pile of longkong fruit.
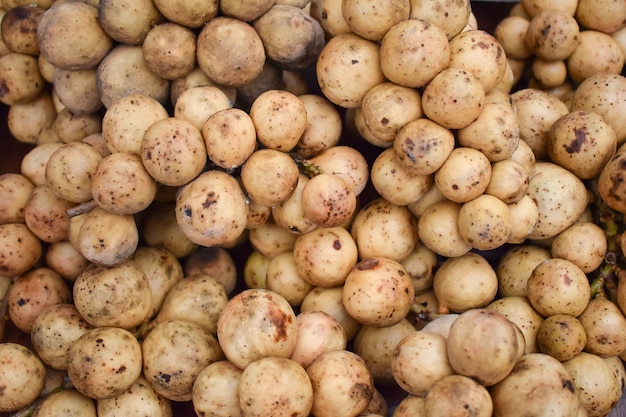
[2,0,626,415]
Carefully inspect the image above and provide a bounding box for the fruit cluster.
[0,0,626,416]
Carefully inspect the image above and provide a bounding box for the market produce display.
[1,0,626,416]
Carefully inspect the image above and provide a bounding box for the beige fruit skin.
[435,254,499,313]
[0,52,46,106]
[424,374,493,417]
[0,343,46,413]
[526,258,591,318]
[422,68,485,130]
[7,266,71,333]
[343,257,415,328]
[418,200,472,258]
[7,89,57,145]
[97,45,170,109]
[152,0,218,28]
[254,4,325,71]
[536,314,586,362]
[76,207,139,266]
[342,0,409,41]
[316,33,385,108]
[0,222,42,277]
[196,17,266,88]
[155,274,227,335]
[142,320,223,402]
[379,19,449,89]
[351,198,418,261]
[307,350,374,417]
[491,353,580,417]
[526,162,589,240]
[525,10,580,61]
[142,23,197,81]
[73,260,152,329]
[391,330,454,396]
[67,327,143,400]
[563,352,622,417]
[238,357,313,417]
[31,303,93,370]
[578,296,626,358]
[98,0,163,45]
[36,2,113,70]
[97,375,171,417]
[38,389,98,417]
[217,288,299,369]
[192,361,242,417]
[290,310,348,369]
[241,149,300,208]
[446,309,518,386]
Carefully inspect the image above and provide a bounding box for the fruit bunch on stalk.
[0,0,626,416]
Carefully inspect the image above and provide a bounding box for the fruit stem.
[66,199,98,218]
[292,155,323,176]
